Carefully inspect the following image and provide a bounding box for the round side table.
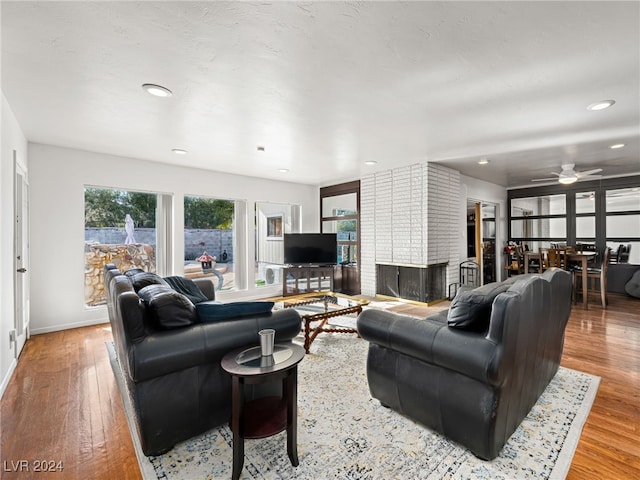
[221,343,305,480]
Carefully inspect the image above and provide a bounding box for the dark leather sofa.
[357,268,573,460]
[103,264,301,456]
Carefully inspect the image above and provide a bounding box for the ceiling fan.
[531,163,603,185]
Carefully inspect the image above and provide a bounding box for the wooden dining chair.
[504,244,524,276]
[537,248,548,272]
[573,247,612,309]
[548,247,569,270]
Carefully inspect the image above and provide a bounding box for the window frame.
[508,176,640,254]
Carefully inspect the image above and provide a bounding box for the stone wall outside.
[84,243,155,307]
[85,228,233,261]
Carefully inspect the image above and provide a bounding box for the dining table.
[523,250,598,308]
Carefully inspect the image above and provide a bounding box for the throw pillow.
[123,268,145,277]
[196,301,275,323]
[625,270,640,299]
[129,272,169,292]
[138,284,198,329]
[447,281,511,332]
[163,275,209,304]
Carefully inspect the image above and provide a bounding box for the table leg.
[231,377,244,480]
[581,257,588,309]
[304,318,311,354]
[286,367,299,467]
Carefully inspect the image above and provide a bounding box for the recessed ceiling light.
[609,143,625,149]
[278,168,289,173]
[478,157,489,165]
[142,83,173,97]
[364,161,377,166]
[172,148,187,155]
[587,100,615,111]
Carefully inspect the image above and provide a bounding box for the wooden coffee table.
[221,343,305,480]
[268,292,370,353]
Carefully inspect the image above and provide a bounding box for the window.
[320,181,361,294]
[510,194,566,251]
[254,202,302,287]
[575,191,596,244]
[508,177,640,263]
[322,193,358,264]
[184,195,238,291]
[605,187,640,264]
[84,187,160,307]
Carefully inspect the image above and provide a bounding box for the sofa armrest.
[357,309,502,386]
[193,277,216,301]
[128,308,301,382]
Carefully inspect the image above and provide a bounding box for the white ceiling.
[2,1,639,188]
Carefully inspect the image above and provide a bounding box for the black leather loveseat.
[357,268,573,460]
[104,264,301,456]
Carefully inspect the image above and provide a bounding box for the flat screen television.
[283,233,337,266]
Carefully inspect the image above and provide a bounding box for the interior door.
[480,203,497,284]
[467,199,497,285]
[14,156,30,358]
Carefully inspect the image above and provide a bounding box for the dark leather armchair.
[104,264,301,456]
[357,268,573,460]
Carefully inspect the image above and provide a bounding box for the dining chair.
[504,244,525,276]
[573,247,612,309]
[537,248,549,272]
[549,247,569,269]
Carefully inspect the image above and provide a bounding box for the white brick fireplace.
[360,162,461,301]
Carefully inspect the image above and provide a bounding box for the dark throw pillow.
[196,301,274,323]
[138,284,197,329]
[129,272,169,292]
[447,282,511,332]
[123,268,145,277]
[163,275,209,304]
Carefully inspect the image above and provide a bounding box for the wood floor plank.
[1,292,638,479]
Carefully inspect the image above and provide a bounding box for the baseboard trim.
[0,359,17,400]
[30,317,110,336]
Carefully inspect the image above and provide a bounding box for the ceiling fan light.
[558,175,577,185]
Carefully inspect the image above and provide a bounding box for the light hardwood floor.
[1,293,639,479]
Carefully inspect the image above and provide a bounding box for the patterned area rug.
[108,331,599,480]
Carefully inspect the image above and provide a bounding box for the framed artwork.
[267,215,283,238]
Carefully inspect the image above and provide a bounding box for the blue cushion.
[196,301,274,322]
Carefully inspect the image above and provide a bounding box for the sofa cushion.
[625,270,640,299]
[163,275,209,304]
[196,301,274,323]
[129,272,169,292]
[124,268,146,277]
[138,284,197,329]
[448,281,511,331]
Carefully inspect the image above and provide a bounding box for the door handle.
[16,268,27,273]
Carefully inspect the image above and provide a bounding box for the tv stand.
[282,265,334,296]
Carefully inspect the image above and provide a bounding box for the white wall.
[459,174,508,279]
[1,94,28,396]
[28,143,318,334]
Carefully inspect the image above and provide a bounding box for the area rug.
[108,332,599,480]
